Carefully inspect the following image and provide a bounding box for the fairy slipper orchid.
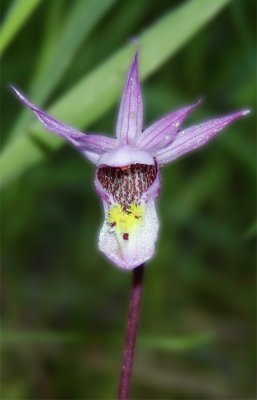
[11,53,250,270]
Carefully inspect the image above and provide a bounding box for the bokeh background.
[1,0,256,399]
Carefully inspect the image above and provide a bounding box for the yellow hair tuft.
[107,203,145,234]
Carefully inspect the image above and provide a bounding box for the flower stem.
[118,264,144,400]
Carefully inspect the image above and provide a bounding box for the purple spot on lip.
[123,233,129,240]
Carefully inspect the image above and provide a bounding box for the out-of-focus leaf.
[140,332,216,352]
[1,331,83,346]
[0,0,42,55]
[1,382,27,400]
[243,220,257,239]
[9,0,118,141]
[0,0,231,188]
[163,161,225,223]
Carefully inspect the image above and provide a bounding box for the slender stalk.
[118,264,144,400]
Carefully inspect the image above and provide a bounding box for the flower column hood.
[11,53,250,270]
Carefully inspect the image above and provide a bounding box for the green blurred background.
[1,0,256,399]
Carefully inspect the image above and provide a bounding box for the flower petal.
[116,52,143,145]
[137,100,201,152]
[155,110,250,166]
[97,144,154,167]
[11,86,117,164]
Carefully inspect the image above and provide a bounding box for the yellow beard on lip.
[107,204,145,236]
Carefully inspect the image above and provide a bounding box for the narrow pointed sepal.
[11,86,118,164]
[155,110,250,166]
[116,52,143,145]
[137,100,201,152]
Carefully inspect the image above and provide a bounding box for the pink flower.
[11,53,250,270]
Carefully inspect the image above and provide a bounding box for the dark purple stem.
[118,264,144,400]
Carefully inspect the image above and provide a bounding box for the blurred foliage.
[1,0,256,399]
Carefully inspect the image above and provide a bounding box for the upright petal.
[156,110,250,166]
[136,100,201,152]
[11,86,117,164]
[116,52,143,145]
